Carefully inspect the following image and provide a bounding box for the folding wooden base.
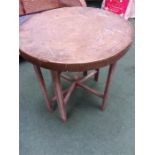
[33,63,116,122]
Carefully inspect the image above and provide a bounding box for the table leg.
[83,71,88,76]
[51,71,67,122]
[94,69,99,82]
[33,65,53,112]
[100,63,116,110]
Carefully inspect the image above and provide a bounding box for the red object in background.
[104,0,129,15]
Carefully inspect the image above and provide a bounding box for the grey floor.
[19,4,135,155]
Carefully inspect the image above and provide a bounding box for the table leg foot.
[33,65,53,112]
[100,63,116,110]
[51,71,67,122]
[99,104,106,111]
[61,117,67,123]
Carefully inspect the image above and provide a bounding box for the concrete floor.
[19,4,135,155]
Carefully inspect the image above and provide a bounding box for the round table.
[20,7,133,122]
